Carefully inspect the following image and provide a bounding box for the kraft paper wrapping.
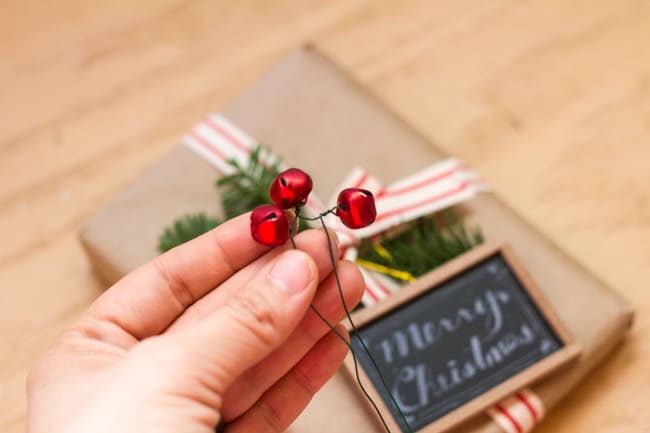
[80,47,633,433]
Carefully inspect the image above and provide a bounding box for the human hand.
[26,213,364,433]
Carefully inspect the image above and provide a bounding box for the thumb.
[177,249,318,394]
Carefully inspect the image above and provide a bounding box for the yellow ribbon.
[355,258,417,283]
[372,242,394,261]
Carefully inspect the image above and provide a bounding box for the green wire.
[316,215,415,433]
[288,221,394,431]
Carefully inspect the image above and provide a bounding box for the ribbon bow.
[184,114,488,306]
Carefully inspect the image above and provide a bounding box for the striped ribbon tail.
[183,114,328,217]
[487,389,545,433]
[183,114,257,174]
[343,159,489,241]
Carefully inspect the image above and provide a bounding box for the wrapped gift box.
[80,47,633,433]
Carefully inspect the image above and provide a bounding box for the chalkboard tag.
[344,243,580,433]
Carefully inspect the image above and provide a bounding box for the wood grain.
[1,1,648,432]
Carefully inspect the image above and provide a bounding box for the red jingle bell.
[336,188,377,229]
[250,204,290,246]
[270,168,313,209]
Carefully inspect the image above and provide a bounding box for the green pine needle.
[158,147,286,253]
[357,209,483,279]
[158,213,221,252]
[217,146,282,220]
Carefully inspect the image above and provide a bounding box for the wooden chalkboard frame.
[343,242,580,433]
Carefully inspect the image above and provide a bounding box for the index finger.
[85,212,272,341]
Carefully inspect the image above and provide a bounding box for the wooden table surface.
[1,1,648,432]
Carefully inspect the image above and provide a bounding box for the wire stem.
[297,207,338,221]
[287,209,394,432]
[317,216,414,433]
[308,304,394,433]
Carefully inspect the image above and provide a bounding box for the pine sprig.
[357,209,483,279]
[158,147,283,252]
[158,213,221,252]
[217,147,282,219]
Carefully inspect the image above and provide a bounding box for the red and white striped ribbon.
[487,389,545,433]
[328,159,487,242]
[184,114,257,173]
[183,114,327,214]
[322,161,488,305]
[184,114,544,432]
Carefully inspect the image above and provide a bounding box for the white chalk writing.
[391,324,537,413]
[376,290,510,364]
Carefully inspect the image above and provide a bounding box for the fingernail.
[269,250,313,295]
[333,232,345,259]
[333,230,340,250]
[326,227,340,257]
